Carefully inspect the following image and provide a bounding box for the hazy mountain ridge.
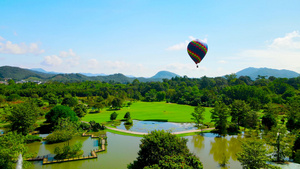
[236,67,300,80]
[0,66,179,83]
[1,66,299,83]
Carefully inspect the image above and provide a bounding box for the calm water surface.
[28,132,246,169]
[116,120,197,133]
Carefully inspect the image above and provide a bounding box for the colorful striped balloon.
[187,39,208,68]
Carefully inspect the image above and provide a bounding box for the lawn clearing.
[82,102,212,124]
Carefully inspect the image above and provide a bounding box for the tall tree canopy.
[45,105,78,127]
[128,130,203,169]
[6,101,39,135]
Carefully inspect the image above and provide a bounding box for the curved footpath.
[105,126,215,135]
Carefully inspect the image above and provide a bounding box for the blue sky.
[1,0,300,77]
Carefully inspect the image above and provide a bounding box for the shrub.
[110,112,118,121]
[25,135,42,143]
[124,112,131,119]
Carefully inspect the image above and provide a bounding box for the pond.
[28,132,247,169]
[115,120,198,133]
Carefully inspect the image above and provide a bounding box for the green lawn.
[82,101,212,124]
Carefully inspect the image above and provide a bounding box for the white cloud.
[269,31,300,49]
[41,55,63,66]
[87,59,99,69]
[218,60,227,64]
[41,49,80,68]
[59,49,76,57]
[166,36,207,51]
[238,31,300,72]
[0,40,44,54]
[0,36,5,41]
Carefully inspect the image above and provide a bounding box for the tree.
[54,142,83,159]
[191,105,205,130]
[245,110,259,129]
[128,130,203,169]
[6,101,39,135]
[237,138,279,169]
[266,126,294,163]
[45,105,78,127]
[110,112,118,121]
[0,95,6,106]
[211,101,230,134]
[124,112,131,119]
[0,132,30,169]
[46,117,79,143]
[293,134,300,163]
[262,113,277,130]
[6,93,20,101]
[73,104,88,118]
[230,100,250,127]
[61,96,78,107]
[111,97,123,110]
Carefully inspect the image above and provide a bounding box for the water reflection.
[116,120,197,133]
[209,135,244,166]
[28,132,249,169]
[191,133,205,151]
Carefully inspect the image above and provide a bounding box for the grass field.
[82,101,213,124]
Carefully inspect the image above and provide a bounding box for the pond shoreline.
[104,125,215,136]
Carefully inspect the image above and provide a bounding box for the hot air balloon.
[187,39,208,68]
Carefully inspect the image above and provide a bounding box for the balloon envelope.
[187,39,208,65]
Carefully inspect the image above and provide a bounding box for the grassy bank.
[83,101,213,124]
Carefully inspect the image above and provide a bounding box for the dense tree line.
[1,74,300,166]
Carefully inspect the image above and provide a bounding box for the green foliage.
[262,113,277,130]
[124,112,131,119]
[74,104,88,118]
[6,93,21,101]
[211,101,230,134]
[25,135,42,143]
[144,155,203,169]
[245,110,259,129]
[0,132,31,169]
[230,100,250,127]
[111,97,123,109]
[110,111,118,121]
[46,117,79,143]
[191,105,205,129]
[80,122,90,130]
[0,94,6,106]
[54,142,83,159]
[45,105,78,126]
[125,118,133,125]
[61,96,78,107]
[293,134,300,161]
[264,126,295,162]
[128,130,202,169]
[89,120,105,131]
[237,138,273,169]
[6,101,39,135]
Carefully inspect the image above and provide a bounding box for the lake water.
[28,132,246,169]
[26,125,299,169]
[115,120,198,133]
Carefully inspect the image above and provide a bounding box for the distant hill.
[151,71,180,79]
[236,67,300,80]
[0,66,52,81]
[0,66,179,83]
[30,68,60,75]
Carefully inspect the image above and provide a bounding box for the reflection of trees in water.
[210,135,244,164]
[192,134,205,151]
[125,124,133,130]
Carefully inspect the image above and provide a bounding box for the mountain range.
[0,66,180,83]
[0,66,299,83]
[235,67,300,80]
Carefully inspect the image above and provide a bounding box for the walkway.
[105,126,215,135]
